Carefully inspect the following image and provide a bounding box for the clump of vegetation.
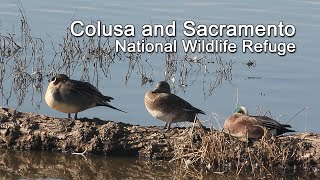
[170,128,316,177]
[0,4,44,108]
[1,4,236,109]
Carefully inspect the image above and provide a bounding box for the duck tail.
[98,103,127,113]
[281,124,292,128]
[280,123,295,134]
[195,108,206,115]
[283,128,295,133]
[278,127,295,135]
[103,96,114,102]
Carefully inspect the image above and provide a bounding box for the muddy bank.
[0,107,188,159]
[0,107,319,168]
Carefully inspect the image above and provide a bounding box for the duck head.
[49,74,70,85]
[235,106,248,115]
[153,81,171,93]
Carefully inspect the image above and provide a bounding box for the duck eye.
[51,77,56,82]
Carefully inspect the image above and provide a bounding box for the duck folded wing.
[68,80,113,102]
[160,93,205,115]
[252,116,291,129]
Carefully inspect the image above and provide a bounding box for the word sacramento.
[116,39,237,53]
[70,20,295,38]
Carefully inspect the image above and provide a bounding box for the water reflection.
[0,0,318,135]
[0,7,233,109]
[0,148,173,179]
[0,148,317,179]
[0,4,44,109]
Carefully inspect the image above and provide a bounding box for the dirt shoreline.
[0,107,319,169]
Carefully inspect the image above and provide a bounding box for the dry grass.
[0,4,44,108]
[170,127,314,178]
[1,5,235,108]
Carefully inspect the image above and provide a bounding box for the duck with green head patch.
[223,106,295,139]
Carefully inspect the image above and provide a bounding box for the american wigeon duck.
[144,81,205,129]
[223,106,295,139]
[45,74,126,119]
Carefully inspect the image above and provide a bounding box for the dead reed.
[0,4,44,108]
[1,4,235,108]
[170,127,315,178]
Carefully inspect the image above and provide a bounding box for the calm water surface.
[0,0,319,179]
[0,148,316,180]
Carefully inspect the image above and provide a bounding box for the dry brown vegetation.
[0,5,234,109]
[170,127,320,178]
[0,4,44,108]
[0,107,319,178]
[1,4,319,179]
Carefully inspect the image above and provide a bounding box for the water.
[0,148,316,179]
[0,148,173,179]
[0,0,319,178]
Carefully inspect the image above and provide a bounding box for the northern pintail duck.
[144,81,205,129]
[45,74,126,119]
[223,106,295,139]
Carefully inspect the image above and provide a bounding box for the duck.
[45,74,126,119]
[144,81,205,129]
[223,106,295,139]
